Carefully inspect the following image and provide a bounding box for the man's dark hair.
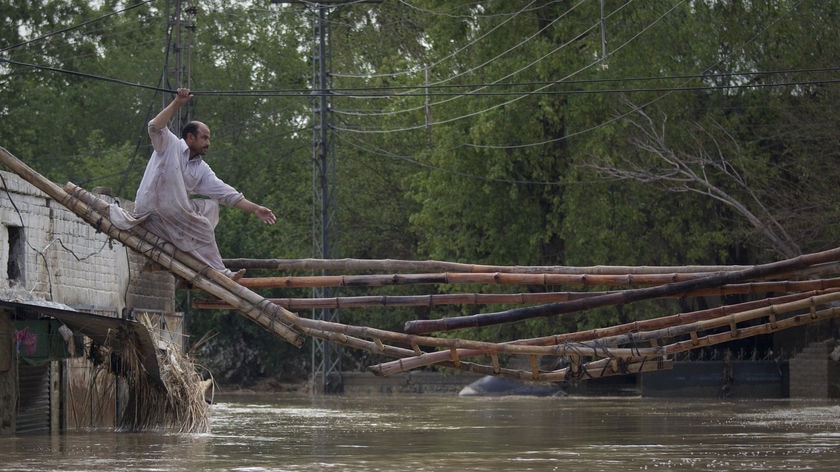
[182,121,201,139]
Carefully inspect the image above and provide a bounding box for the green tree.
[1,0,163,185]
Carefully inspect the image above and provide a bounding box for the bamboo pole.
[386,301,840,383]
[2,147,657,360]
[1,148,665,360]
[662,306,840,357]
[577,290,840,350]
[7,144,840,384]
[289,309,665,358]
[403,247,840,334]
[193,290,605,310]
[192,278,840,311]
[513,289,831,346]
[233,271,721,289]
[404,354,674,382]
[223,257,752,274]
[368,289,834,376]
[62,183,306,346]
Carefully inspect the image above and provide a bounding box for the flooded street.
[2,394,839,471]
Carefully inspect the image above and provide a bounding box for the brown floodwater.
[2,394,839,471]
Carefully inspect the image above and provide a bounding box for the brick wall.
[0,171,173,314]
[0,171,127,311]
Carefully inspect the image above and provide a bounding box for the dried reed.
[98,316,209,433]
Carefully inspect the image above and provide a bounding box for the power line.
[328,0,673,122]
[4,56,834,99]
[332,0,549,81]
[0,58,172,93]
[333,131,564,186]
[0,0,155,53]
[327,0,810,157]
[330,0,813,136]
[395,0,565,20]
[2,0,818,157]
[458,0,806,151]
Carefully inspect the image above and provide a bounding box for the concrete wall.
[789,340,840,398]
[0,171,129,310]
[341,371,483,395]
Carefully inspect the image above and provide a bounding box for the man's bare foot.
[230,268,246,281]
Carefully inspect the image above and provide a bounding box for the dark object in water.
[459,375,565,397]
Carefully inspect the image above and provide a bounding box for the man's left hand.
[255,206,277,225]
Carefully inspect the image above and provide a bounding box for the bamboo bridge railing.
[4,145,840,384]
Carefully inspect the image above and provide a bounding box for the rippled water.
[2,394,840,471]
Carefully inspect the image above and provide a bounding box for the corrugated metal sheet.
[15,363,50,435]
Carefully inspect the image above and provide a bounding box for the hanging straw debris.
[106,314,210,433]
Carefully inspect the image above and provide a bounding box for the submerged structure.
[0,162,198,434]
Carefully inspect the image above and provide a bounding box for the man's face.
[187,123,211,157]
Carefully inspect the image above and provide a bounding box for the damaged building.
[0,170,181,434]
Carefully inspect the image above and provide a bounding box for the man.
[133,88,276,279]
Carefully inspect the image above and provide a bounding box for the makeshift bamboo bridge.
[3,145,840,384]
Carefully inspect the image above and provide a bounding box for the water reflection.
[1,395,839,471]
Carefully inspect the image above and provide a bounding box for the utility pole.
[165,0,196,131]
[165,0,196,351]
[273,0,379,394]
[310,2,342,394]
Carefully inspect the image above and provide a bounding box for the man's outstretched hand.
[255,206,277,225]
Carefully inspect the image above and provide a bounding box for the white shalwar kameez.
[131,122,244,273]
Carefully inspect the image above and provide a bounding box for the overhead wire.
[0,0,155,53]
[395,0,563,20]
[333,131,564,187]
[1,57,174,94]
[332,0,545,82]
[332,0,592,120]
[335,0,812,156]
[4,53,836,101]
[331,0,686,134]
[463,0,806,151]
[0,0,820,165]
[330,67,840,96]
[331,1,636,122]
[324,0,813,181]
[0,1,811,101]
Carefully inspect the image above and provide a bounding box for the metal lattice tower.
[272,0,380,393]
[309,4,342,394]
[164,0,196,131]
[164,0,196,351]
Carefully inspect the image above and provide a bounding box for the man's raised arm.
[150,88,192,131]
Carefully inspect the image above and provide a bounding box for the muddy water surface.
[2,394,839,471]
